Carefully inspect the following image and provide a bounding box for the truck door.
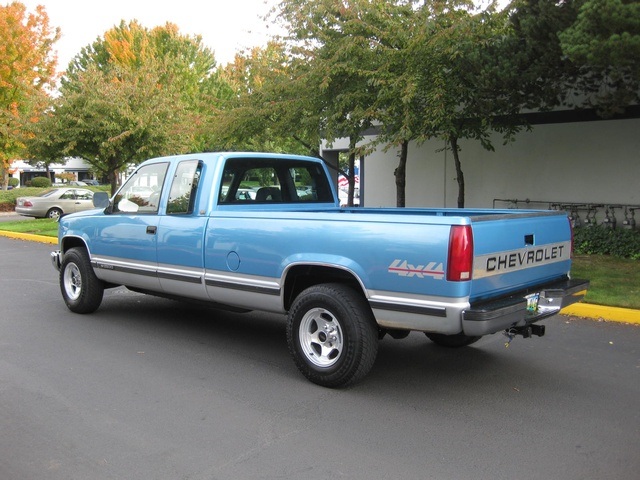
[89,161,169,291]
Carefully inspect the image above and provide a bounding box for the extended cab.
[52,152,588,387]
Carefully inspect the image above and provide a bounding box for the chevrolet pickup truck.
[51,152,588,387]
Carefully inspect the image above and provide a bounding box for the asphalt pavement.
[0,236,638,480]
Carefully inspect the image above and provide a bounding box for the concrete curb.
[1,229,639,326]
[561,304,640,325]
[0,230,57,245]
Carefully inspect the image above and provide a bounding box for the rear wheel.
[60,247,104,313]
[425,332,481,348]
[287,283,378,388]
[47,207,63,220]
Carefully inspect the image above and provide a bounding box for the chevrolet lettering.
[51,152,589,387]
[475,241,571,278]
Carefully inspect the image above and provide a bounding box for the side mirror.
[93,191,110,209]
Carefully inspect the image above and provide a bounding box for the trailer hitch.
[503,324,545,347]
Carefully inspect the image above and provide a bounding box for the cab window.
[113,162,168,214]
[219,158,333,204]
[167,160,202,215]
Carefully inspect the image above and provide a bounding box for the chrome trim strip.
[205,278,280,296]
[156,266,202,284]
[91,260,158,277]
[91,259,157,277]
[204,272,281,296]
[368,300,447,318]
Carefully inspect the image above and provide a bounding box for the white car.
[15,188,95,219]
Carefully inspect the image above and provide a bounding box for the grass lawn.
[0,219,637,310]
[570,255,640,310]
[0,218,59,238]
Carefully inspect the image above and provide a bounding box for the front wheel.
[287,283,378,388]
[60,247,104,313]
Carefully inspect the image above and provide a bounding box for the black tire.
[60,247,104,313]
[47,207,63,220]
[287,283,378,388]
[425,332,481,348]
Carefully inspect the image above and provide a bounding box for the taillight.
[447,225,473,281]
[23,200,33,207]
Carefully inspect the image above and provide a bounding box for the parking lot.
[1,237,639,480]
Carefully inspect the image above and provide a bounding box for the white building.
[10,157,93,186]
[321,109,640,226]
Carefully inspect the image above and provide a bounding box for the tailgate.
[470,211,572,302]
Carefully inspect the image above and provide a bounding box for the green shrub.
[8,177,19,187]
[574,226,640,259]
[30,176,52,188]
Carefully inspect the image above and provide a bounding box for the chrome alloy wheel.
[298,307,344,368]
[63,262,82,301]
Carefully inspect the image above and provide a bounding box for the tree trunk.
[450,135,465,208]
[394,140,408,207]
[108,170,118,196]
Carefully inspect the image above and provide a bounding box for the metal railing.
[492,199,639,230]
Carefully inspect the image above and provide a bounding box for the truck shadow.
[88,287,558,395]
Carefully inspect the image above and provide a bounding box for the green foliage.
[0,3,60,173]
[39,21,233,194]
[30,176,51,188]
[559,0,640,116]
[574,226,640,259]
[8,177,19,187]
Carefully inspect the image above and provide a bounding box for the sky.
[19,0,282,71]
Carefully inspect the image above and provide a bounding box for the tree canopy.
[559,0,640,115]
[43,20,232,193]
[8,0,637,205]
[0,2,59,189]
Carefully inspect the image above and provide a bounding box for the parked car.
[68,181,88,186]
[83,179,100,186]
[15,188,95,219]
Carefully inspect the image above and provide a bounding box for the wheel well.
[61,236,88,254]
[283,265,365,311]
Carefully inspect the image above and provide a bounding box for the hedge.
[30,176,52,188]
[573,225,640,259]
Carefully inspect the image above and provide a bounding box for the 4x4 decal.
[388,259,444,280]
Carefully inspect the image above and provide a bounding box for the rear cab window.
[219,158,333,205]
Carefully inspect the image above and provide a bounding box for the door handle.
[146,226,157,235]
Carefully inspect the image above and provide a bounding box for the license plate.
[525,292,540,312]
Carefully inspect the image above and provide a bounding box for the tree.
[272,0,403,205]
[216,42,316,154]
[55,61,190,193]
[399,1,518,207]
[52,21,231,193]
[0,2,59,189]
[559,0,640,116]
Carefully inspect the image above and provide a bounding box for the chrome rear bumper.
[462,278,590,336]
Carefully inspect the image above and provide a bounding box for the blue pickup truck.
[52,152,588,387]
